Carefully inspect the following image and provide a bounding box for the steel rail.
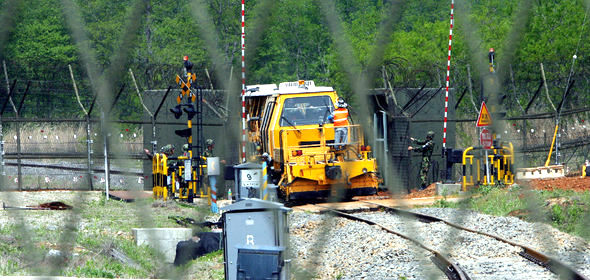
[315,204,472,280]
[361,200,589,280]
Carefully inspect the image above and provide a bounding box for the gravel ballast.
[2,191,589,279]
[289,208,590,279]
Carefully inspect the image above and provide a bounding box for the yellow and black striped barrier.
[152,153,169,200]
[462,142,514,191]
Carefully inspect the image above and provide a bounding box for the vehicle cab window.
[280,96,334,126]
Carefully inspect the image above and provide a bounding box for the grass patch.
[431,199,460,208]
[183,250,224,280]
[469,187,526,216]
[0,192,221,279]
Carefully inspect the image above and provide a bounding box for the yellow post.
[162,155,168,200]
[545,124,558,166]
[506,143,514,185]
[192,171,197,197]
[178,165,186,199]
[152,153,159,198]
[496,154,501,183]
[157,154,163,198]
[476,159,481,184]
[488,152,495,184]
[171,171,176,198]
[462,147,473,192]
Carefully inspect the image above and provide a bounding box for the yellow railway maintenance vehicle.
[245,80,380,200]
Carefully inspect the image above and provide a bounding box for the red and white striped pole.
[442,0,454,152]
[240,0,247,163]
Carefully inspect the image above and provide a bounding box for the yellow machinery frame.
[278,124,379,198]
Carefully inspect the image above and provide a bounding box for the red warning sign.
[476,101,492,127]
[480,128,493,149]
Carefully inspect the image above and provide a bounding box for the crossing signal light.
[170,104,197,120]
[183,104,196,120]
[170,105,182,119]
[175,128,192,138]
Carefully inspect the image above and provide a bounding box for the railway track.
[315,204,471,280]
[314,201,588,280]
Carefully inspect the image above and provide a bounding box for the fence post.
[0,68,4,188]
[151,116,157,156]
[3,61,21,190]
[101,111,110,200]
[0,116,4,188]
[86,115,93,190]
[69,65,94,190]
[14,82,31,190]
[522,120,527,165]
[16,119,21,190]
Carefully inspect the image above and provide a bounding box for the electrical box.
[231,162,263,201]
[207,157,221,176]
[237,248,283,279]
[221,199,291,280]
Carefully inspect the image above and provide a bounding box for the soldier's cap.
[206,139,214,145]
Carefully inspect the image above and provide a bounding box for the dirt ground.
[401,176,590,199]
[523,176,590,192]
[403,183,438,198]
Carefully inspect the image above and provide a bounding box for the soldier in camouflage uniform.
[159,144,181,170]
[144,144,175,160]
[181,144,190,156]
[160,144,176,156]
[408,131,435,190]
[202,139,215,158]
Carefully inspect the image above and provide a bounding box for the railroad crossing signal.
[476,101,492,127]
[175,74,196,104]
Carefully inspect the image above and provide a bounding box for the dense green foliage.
[0,0,589,119]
